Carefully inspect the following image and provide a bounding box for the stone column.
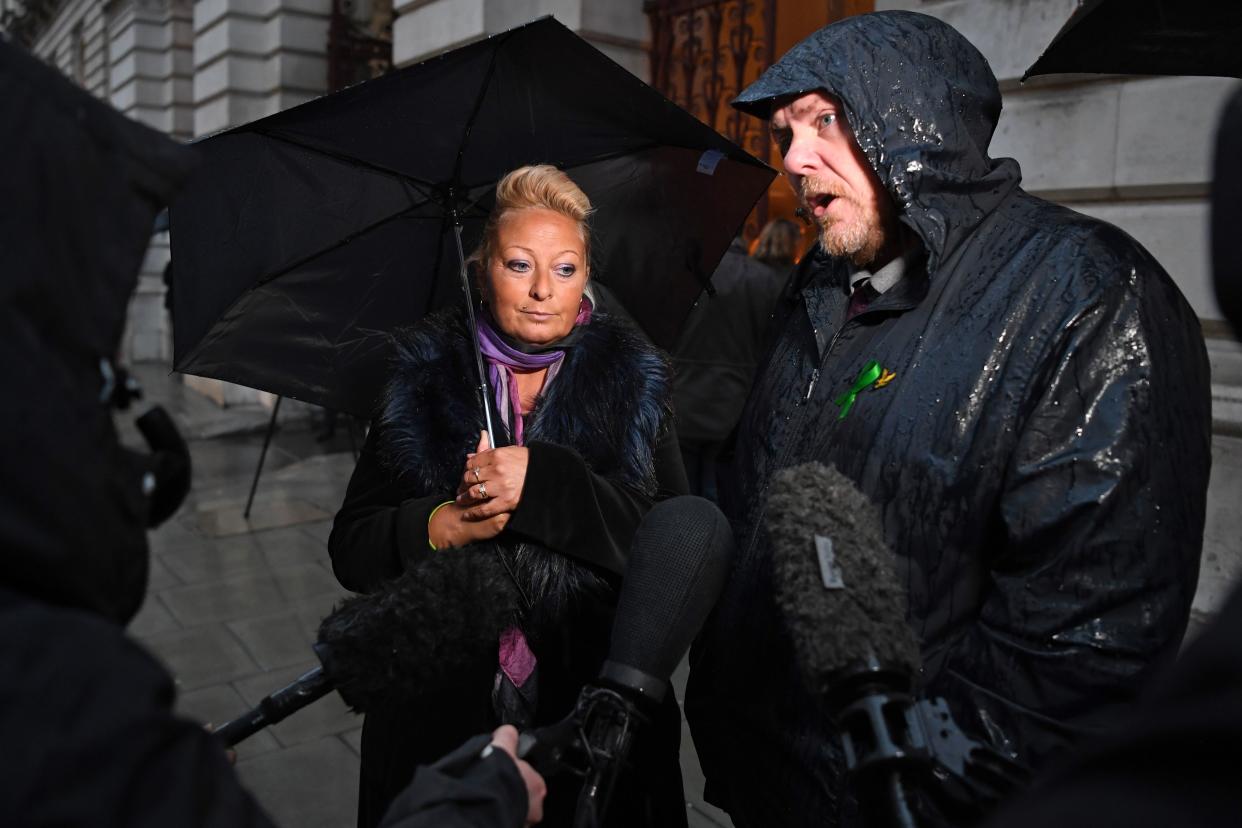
[104,0,195,363]
[192,0,331,137]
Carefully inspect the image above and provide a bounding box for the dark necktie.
[847,277,877,321]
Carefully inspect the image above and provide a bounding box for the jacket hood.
[733,11,1022,270]
[0,39,198,624]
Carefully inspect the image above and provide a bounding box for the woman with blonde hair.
[330,164,689,827]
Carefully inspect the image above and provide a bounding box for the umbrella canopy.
[1024,0,1242,80]
[170,16,774,418]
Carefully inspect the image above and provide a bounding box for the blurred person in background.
[751,216,803,272]
[672,237,786,501]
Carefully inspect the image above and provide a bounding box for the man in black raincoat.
[685,11,1212,826]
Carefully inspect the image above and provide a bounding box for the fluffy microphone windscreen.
[767,462,919,695]
[316,544,521,711]
[607,496,734,685]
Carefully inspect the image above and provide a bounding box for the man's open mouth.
[809,192,836,217]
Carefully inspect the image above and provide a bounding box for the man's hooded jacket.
[685,12,1212,827]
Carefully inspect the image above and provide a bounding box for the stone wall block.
[110,19,171,61]
[111,49,174,87]
[271,51,327,93]
[874,0,1078,84]
[195,54,270,103]
[194,0,238,34]
[485,0,578,33]
[129,105,173,132]
[276,12,331,54]
[393,0,485,67]
[195,92,270,135]
[1115,76,1240,196]
[268,90,317,113]
[195,16,270,67]
[112,76,173,111]
[989,83,1121,200]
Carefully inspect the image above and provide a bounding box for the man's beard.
[801,178,886,266]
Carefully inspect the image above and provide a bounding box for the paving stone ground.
[118,364,732,828]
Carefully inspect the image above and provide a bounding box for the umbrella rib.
[178,199,441,376]
[448,29,515,196]
[253,203,436,292]
[252,128,443,204]
[453,142,770,193]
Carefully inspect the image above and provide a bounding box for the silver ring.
[478,482,488,499]
[473,467,482,483]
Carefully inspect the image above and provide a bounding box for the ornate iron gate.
[645,0,777,237]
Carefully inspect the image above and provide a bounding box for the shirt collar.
[847,244,923,295]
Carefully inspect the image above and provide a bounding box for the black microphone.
[518,495,734,825]
[213,545,520,746]
[766,462,1027,827]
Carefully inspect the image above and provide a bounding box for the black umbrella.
[170,16,774,426]
[1024,0,1242,80]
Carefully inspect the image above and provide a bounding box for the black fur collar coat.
[376,303,674,626]
[328,303,689,828]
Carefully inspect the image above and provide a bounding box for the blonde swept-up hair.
[469,164,595,281]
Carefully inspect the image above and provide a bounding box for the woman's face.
[483,208,587,346]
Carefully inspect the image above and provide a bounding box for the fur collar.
[378,305,671,497]
[375,305,672,627]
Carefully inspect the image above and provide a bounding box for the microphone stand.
[213,665,333,746]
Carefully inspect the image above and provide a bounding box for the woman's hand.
[428,499,510,548]
[456,431,529,520]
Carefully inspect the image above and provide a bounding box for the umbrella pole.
[451,219,498,448]
[244,395,282,519]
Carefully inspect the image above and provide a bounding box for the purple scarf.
[475,299,592,445]
[474,297,592,723]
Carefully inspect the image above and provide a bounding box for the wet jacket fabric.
[0,588,275,827]
[673,238,787,447]
[685,11,1212,827]
[329,305,689,828]
[978,582,1242,828]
